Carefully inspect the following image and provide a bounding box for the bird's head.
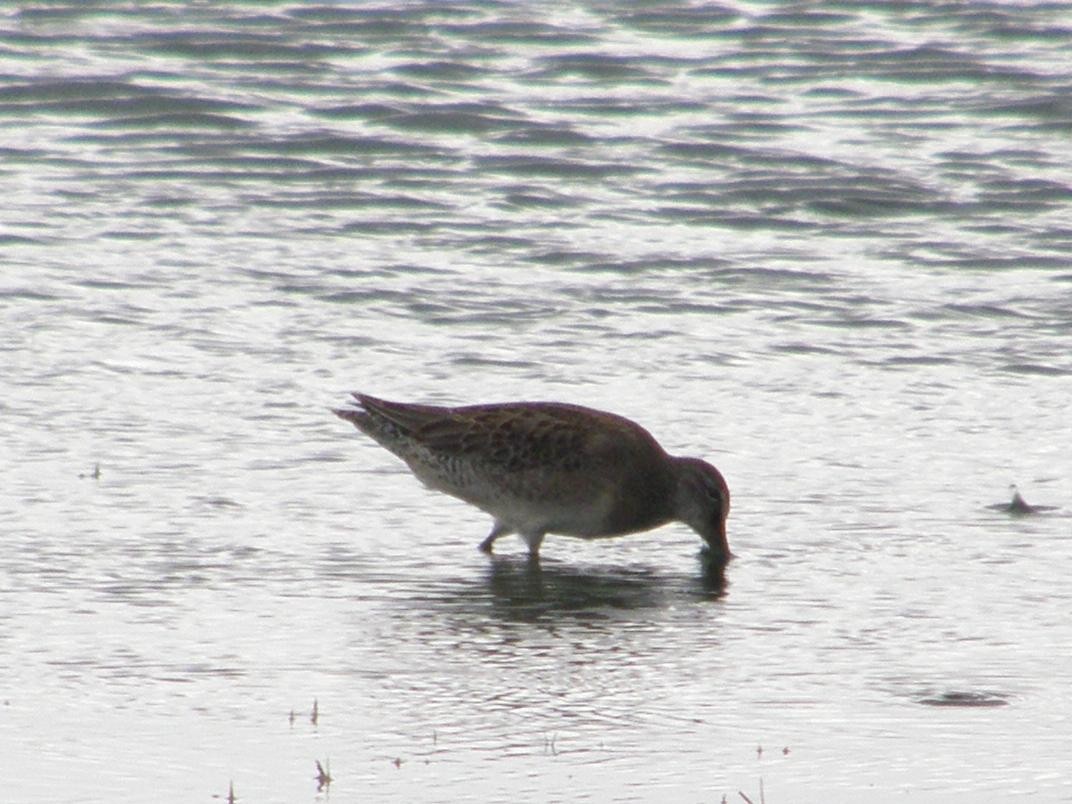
[672,457,731,565]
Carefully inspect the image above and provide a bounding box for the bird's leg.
[479,521,511,554]
[522,532,545,559]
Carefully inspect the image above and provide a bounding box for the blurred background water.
[2,2,1071,802]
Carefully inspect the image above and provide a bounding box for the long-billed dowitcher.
[333,393,731,563]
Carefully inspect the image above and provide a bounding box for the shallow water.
[3,2,1072,801]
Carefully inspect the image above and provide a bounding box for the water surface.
[2,2,1072,802]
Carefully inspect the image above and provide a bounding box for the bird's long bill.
[704,516,731,565]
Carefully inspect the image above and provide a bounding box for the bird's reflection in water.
[471,553,727,624]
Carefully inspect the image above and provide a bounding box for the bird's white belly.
[409,454,616,536]
[481,492,615,537]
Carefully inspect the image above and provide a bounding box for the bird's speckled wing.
[350,393,659,474]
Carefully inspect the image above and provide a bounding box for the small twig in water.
[543,732,558,755]
[315,759,332,791]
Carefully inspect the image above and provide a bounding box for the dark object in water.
[918,690,1008,708]
[1008,485,1034,514]
[987,484,1057,515]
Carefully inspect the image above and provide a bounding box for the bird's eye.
[702,476,728,513]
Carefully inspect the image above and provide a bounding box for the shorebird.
[333,393,731,564]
